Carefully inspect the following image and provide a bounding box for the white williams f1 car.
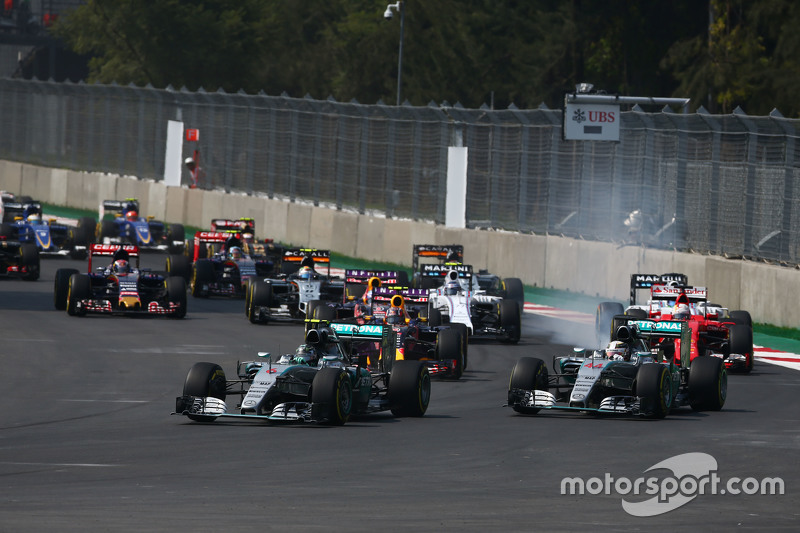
[426,265,520,343]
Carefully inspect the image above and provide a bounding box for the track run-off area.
[0,255,797,532]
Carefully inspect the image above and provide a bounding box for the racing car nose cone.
[119,296,141,309]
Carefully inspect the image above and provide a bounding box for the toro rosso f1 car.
[54,244,187,318]
[507,318,727,419]
[179,231,274,298]
[173,322,430,425]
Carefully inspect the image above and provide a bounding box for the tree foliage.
[51,0,800,115]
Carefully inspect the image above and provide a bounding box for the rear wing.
[210,218,255,234]
[344,270,403,287]
[419,263,473,282]
[650,285,707,303]
[192,231,240,261]
[412,244,463,272]
[88,244,140,271]
[2,201,41,220]
[100,198,139,221]
[629,273,688,305]
[282,248,331,275]
[372,286,429,305]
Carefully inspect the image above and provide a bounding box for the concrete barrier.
[2,161,798,328]
[0,161,22,193]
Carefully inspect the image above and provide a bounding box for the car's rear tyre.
[183,362,227,422]
[596,302,624,345]
[166,254,192,281]
[625,308,648,319]
[728,324,754,373]
[306,299,322,320]
[54,268,79,310]
[20,243,39,281]
[191,259,214,298]
[502,277,524,310]
[635,364,671,419]
[248,280,272,324]
[166,276,187,319]
[99,219,117,242]
[436,328,464,380]
[428,308,442,327]
[449,323,469,370]
[688,356,727,411]
[315,304,337,322]
[508,357,548,414]
[388,360,430,417]
[729,310,752,327]
[499,299,521,344]
[168,224,186,254]
[67,273,91,316]
[396,270,410,287]
[311,368,352,425]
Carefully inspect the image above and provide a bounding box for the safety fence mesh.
[2,78,800,264]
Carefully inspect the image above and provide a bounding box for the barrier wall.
[2,161,798,328]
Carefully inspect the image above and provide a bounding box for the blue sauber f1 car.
[97,198,185,253]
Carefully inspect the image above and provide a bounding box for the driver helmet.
[606,340,629,361]
[297,266,314,280]
[673,303,691,320]
[293,344,318,366]
[444,280,461,295]
[385,306,405,325]
[27,213,41,224]
[113,259,130,275]
[228,246,243,260]
[125,210,138,222]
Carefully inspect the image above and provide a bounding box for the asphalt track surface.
[1,255,797,532]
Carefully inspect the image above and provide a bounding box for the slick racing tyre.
[248,280,272,324]
[315,304,337,322]
[501,277,525,310]
[311,368,352,425]
[395,270,409,287]
[20,243,40,281]
[66,273,91,316]
[449,323,469,370]
[427,308,442,327]
[388,360,431,417]
[625,308,648,319]
[191,259,214,298]
[508,357,548,414]
[596,302,624,345]
[436,328,464,380]
[182,362,227,422]
[166,254,192,282]
[729,310,753,327]
[727,324,754,373]
[499,299,521,344]
[99,219,118,242]
[167,224,186,254]
[166,276,187,319]
[635,364,672,419]
[688,356,727,411]
[54,268,79,310]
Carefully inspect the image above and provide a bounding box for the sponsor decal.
[561,452,784,517]
[633,320,683,333]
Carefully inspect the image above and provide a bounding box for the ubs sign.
[563,103,620,141]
